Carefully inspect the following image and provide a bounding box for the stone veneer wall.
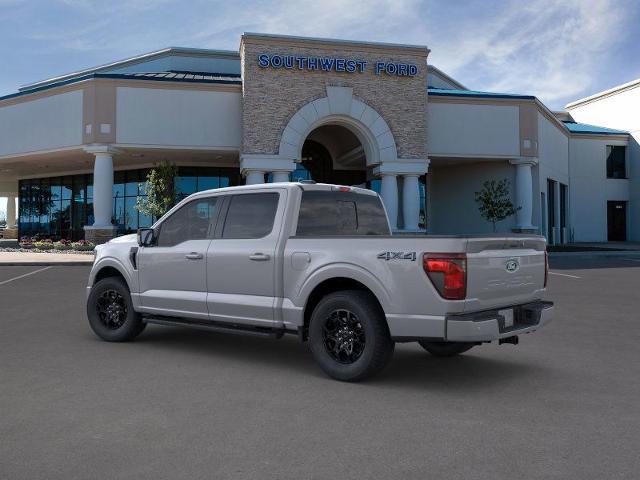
[240,36,429,160]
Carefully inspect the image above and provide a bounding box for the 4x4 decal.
[377,251,417,261]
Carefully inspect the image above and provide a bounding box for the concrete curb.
[549,250,640,258]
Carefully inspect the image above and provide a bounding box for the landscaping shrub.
[16,236,95,252]
[71,240,95,251]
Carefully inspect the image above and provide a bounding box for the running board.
[143,316,285,339]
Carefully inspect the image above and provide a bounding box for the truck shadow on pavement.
[130,326,543,390]
[378,349,543,391]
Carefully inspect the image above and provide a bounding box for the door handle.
[249,253,271,261]
[185,252,203,260]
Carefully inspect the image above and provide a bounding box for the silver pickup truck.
[86,182,553,381]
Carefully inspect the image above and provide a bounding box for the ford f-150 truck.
[87,182,553,381]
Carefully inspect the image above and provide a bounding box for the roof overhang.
[19,47,240,93]
[427,65,467,90]
[565,78,640,109]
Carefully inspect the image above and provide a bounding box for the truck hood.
[108,233,137,244]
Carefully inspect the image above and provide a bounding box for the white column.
[6,195,17,228]
[402,174,421,231]
[245,170,265,185]
[510,158,537,231]
[92,152,114,227]
[380,174,398,230]
[271,171,290,183]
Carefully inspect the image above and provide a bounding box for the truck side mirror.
[138,228,156,247]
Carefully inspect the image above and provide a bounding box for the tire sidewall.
[309,291,392,381]
[87,277,143,342]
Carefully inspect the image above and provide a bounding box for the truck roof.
[189,181,379,198]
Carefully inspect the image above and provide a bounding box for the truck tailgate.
[464,236,546,312]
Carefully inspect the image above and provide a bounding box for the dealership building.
[0,33,637,243]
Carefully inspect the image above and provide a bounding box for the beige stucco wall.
[0,90,83,157]
[116,86,242,148]
[240,35,428,160]
[427,101,520,157]
[569,136,630,241]
[567,86,639,241]
[429,161,517,234]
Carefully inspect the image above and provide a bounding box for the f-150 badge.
[377,251,417,261]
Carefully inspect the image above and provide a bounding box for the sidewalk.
[0,251,94,266]
[566,242,640,251]
[548,242,640,257]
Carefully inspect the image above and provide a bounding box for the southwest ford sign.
[257,54,418,77]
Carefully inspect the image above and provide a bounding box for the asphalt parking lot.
[1,257,639,479]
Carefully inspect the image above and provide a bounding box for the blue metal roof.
[0,71,242,102]
[562,121,628,135]
[427,87,535,100]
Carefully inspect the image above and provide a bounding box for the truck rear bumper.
[445,300,554,342]
[388,301,553,342]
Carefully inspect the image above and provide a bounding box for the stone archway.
[241,85,428,231]
[278,86,398,166]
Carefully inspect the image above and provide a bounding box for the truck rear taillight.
[423,253,467,300]
[544,251,549,287]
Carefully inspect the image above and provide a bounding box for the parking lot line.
[0,266,52,286]
[623,258,640,263]
[549,271,581,279]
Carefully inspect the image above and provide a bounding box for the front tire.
[87,277,145,342]
[309,290,394,382]
[418,341,474,357]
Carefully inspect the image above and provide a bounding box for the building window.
[547,179,556,241]
[606,146,626,179]
[18,166,239,240]
[560,183,568,243]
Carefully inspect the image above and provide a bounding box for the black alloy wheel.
[322,309,366,364]
[95,289,128,330]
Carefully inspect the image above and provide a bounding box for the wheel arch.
[298,266,392,340]
[91,258,134,292]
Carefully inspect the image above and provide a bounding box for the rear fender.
[296,263,392,313]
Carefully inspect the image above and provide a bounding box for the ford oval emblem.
[505,259,519,273]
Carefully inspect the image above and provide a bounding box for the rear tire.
[87,277,145,342]
[309,290,394,382]
[418,341,474,357]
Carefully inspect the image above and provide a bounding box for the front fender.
[89,256,137,293]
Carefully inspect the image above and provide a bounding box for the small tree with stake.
[474,179,520,233]
[136,161,179,219]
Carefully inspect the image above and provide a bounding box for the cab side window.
[222,193,279,239]
[157,197,218,247]
[296,191,390,236]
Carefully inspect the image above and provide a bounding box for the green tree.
[136,161,178,218]
[474,179,520,232]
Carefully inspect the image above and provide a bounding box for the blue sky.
[1,0,639,214]
[1,0,639,109]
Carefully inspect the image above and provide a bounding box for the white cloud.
[3,0,634,109]
[426,0,628,107]
[180,0,630,107]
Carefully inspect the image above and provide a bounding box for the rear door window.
[222,192,279,239]
[296,191,390,236]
